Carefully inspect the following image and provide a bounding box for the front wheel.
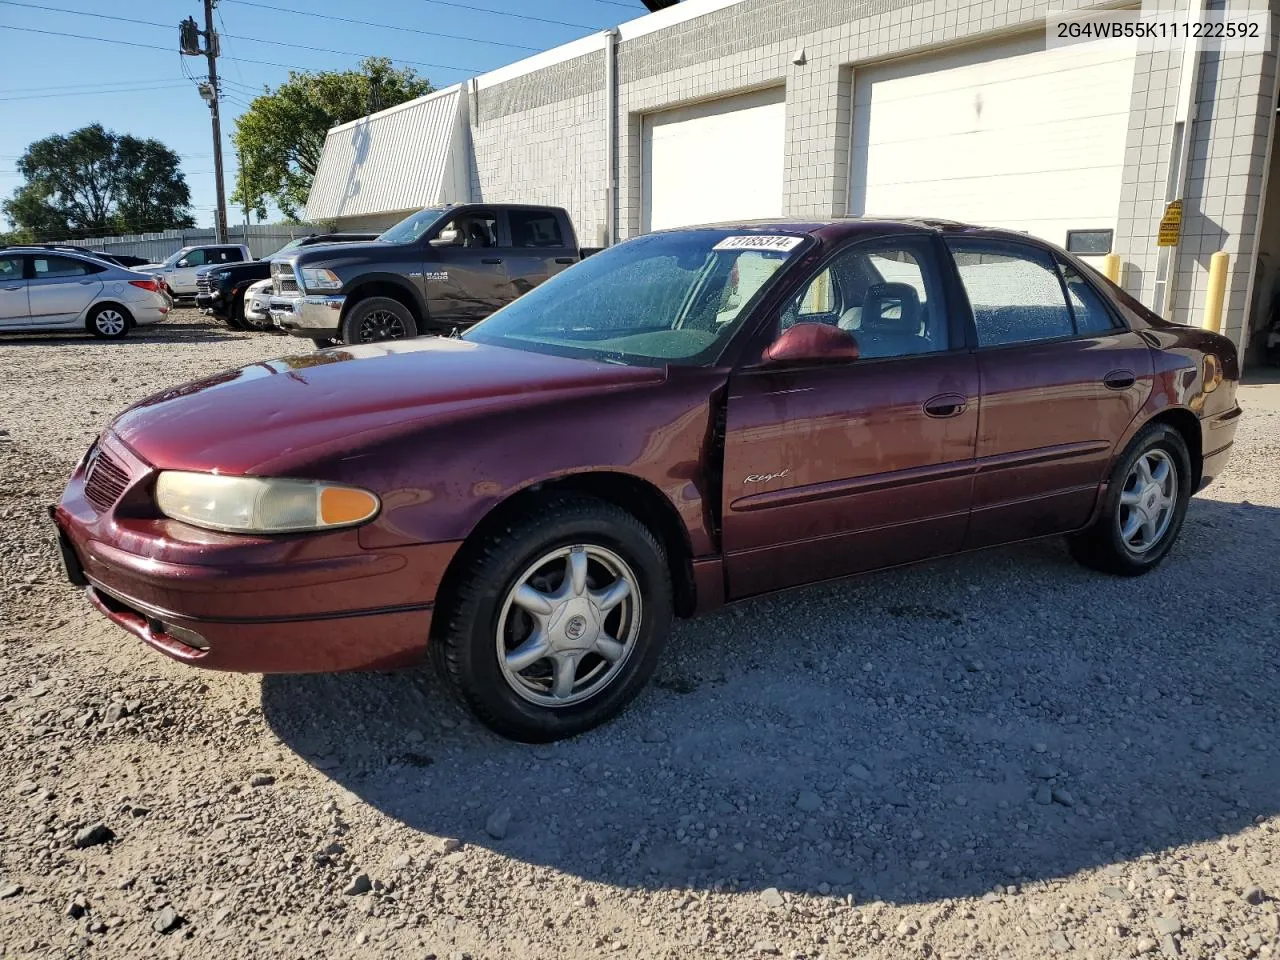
[432,497,673,742]
[1069,423,1192,576]
[340,297,418,345]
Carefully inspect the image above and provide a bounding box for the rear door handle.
[923,393,968,418]
[554,256,576,264]
[78,279,96,285]
[2,285,21,292]
[481,258,503,265]
[1103,369,1136,390]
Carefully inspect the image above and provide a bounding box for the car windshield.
[378,207,448,244]
[462,230,807,367]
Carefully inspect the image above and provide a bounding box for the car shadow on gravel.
[0,323,257,346]
[262,496,1280,904]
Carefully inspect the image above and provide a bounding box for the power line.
[223,0,541,52]
[0,76,184,95]
[0,24,374,73]
[1,0,485,73]
[415,0,601,30]
[0,84,191,102]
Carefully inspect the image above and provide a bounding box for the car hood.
[110,338,665,475]
[284,241,396,266]
[135,263,163,273]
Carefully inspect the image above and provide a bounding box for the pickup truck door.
[162,248,207,294]
[423,208,508,326]
[0,254,28,328]
[27,254,104,325]
[500,208,578,300]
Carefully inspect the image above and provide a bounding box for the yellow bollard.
[1101,253,1121,283]
[1203,251,1228,334]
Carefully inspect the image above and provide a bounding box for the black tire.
[223,296,245,330]
[432,496,673,742]
[86,303,131,340]
[340,296,418,345]
[1068,423,1192,576]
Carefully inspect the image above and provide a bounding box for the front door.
[164,248,208,295]
[944,237,1154,548]
[721,234,980,599]
[0,254,28,328]
[26,255,103,326]
[424,208,508,325]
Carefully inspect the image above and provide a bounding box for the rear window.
[509,211,565,249]
[33,255,96,278]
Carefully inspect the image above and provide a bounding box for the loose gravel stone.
[1242,885,1267,905]
[485,806,512,840]
[344,874,372,897]
[761,888,784,909]
[152,906,181,934]
[72,823,113,849]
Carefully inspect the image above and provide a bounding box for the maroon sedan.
[53,219,1241,741]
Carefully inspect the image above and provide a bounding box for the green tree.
[232,57,433,220]
[1,124,195,239]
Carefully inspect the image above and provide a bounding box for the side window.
[32,255,90,279]
[181,249,207,267]
[947,239,1074,347]
[1058,259,1119,336]
[0,256,23,281]
[443,212,499,248]
[508,211,564,248]
[781,238,949,360]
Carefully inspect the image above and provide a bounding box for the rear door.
[424,208,507,325]
[502,208,578,298]
[945,237,1153,548]
[720,234,980,598]
[26,254,104,326]
[0,254,28,328]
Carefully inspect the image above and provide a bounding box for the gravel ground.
[1,310,1278,959]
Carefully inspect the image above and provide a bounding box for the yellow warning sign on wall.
[1157,200,1183,247]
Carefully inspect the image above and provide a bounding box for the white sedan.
[0,248,170,338]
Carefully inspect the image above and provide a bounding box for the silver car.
[0,248,171,338]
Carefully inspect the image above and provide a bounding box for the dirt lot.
[1,310,1278,960]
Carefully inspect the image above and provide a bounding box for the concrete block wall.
[471,52,609,246]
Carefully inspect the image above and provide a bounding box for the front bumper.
[269,294,345,337]
[52,432,458,674]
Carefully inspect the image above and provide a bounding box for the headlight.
[155,472,379,534]
[300,267,342,292]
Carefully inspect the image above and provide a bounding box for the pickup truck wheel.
[223,295,245,330]
[340,297,418,345]
[432,496,673,742]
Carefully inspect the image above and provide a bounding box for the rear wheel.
[340,296,418,345]
[87,304,130,340]
[432,497,673,742]
[1068,423,1192,576]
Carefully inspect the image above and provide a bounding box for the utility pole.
[179,4,228,242]
[239,145,250,229]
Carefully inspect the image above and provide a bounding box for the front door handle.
[2,285,21,292]
[481,258,503,265]
[554,256,576,264]
[923,393,968,418]
[1103,369,1136,390]
[78,279,96,285]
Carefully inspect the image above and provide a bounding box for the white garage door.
[642,87,786,232]
[849,34,1137,248]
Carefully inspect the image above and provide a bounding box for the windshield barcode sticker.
[712,235,804,252]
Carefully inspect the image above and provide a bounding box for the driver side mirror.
[762,322,859,365]
[430,227,462,248]
[176,259,190,268]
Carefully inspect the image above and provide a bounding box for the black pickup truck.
[267,204,581,345]
[195,233,376,330]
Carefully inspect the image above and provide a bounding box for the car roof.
[656,216,1054,247]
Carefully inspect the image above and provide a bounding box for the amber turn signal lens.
[319,486,380,526]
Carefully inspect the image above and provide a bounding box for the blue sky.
[0,0,650,232]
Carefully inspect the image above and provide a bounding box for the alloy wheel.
[357,309,406,342]
[95,309,126,336]
[1117,448,1177,554]
[495,544,642,708]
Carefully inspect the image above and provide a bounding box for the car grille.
[272,262,299,296]
[83,447,131,512]
[196,273,212,296]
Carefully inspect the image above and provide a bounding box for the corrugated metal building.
[305,0,1280,365]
